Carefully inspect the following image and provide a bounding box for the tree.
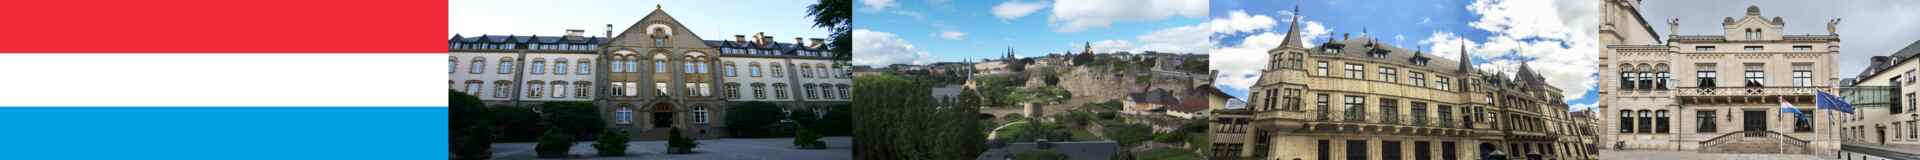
[854,74,984,159]
[667,127,699,154]
[540,102,604,138]
[450,90,493,160]
[793,126,826,149]
[489,106,544,142]
[816,104,852,136]
[1102,124,1153,147]
[725,101,788,138]
[806,0,851,60]
[593,130,629,156]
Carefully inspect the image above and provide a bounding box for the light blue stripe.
[0,107,446,160]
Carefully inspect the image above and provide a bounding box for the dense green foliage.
[667,127,699,154]
[1101,123,1153,147]
[539,102,604,138]
[488,106,544,142]
[793,126,826,149]
[853,74,985,159]
[1134,148,1202,160]
[806,0,851,60]
[592,130,629,156]
[724,101,788,138]
[534,127,574,158]
[450,90,492,160]
[815,104,852,136]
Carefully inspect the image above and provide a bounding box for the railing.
[1699,130,1811,154]
[1256,108,1469,129]
[1674,86,1829,97]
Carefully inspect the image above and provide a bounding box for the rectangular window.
[1744,63,1765,87]
[1382,141,1402,160]
[1318,140,1331,160]
[1745,46,1763,51]
[1316,94,1331,120]
[1620,110,1634,133]
[653,38,666,47]
[1380,98,1399,124]
[1345,96,1366,122]
[611,83,626,96]
[753,85,766,99]
[1795,108,1814,132]
[1436,77,1451,90]
[1793,45,1812,51]
[1380,67,1398,82]
[1414,141,1431,160]
[1347,140,1368,160]
[1698,63,1719,87]
[1410,72,1426,87]
[1346,64,1365,79]
[1793,63,1813,87]
[531,62,545,74]
[1696,46,1715,51]
[656,83,669,97]
[1316,61,1330,76]
[1698,110,1717,133]
[1282,89,1302,111]
[1411,102,1428,126]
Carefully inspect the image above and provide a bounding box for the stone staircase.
[1699,131,1811,154]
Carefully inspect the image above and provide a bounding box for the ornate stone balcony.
[1249,108,1474,136]
[1674,86,1828,97]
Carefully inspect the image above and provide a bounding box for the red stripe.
[0,0,447,53]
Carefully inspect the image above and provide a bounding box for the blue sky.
[1210,0,1601,110]
[449,0,828,41]
[853,0,1209,66]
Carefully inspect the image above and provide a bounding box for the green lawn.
[1070,127,1100,141]
[991,121,1031,140]
[1185,133,1209,152]
[1134,148,1202,160]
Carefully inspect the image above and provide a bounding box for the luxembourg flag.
[0,0,446,159]
[1780,96,1807,121]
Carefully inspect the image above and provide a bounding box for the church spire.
[1083,41,1092,54]
[1458,43,1472,73]
[1278,4,1305,49]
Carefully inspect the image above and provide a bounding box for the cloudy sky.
[852,0,1209,66]
[449,0,828,42]
[1640,0,1920,79]
[1212,0,1602,110]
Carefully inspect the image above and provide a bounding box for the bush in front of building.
[667,127,699,154]
[853,74,987,159]
[815,104,852,136]
[450,90,493,160]
[724,101,788,138]
[540,102,604,139]
[592,129,629,156]
[793,126,826,149]
[534,127,575,158]
[1152,131,1186,143]
[1101,123,1152,147]
[489,106,544,142]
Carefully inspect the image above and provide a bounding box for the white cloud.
[1089,40,1134,53]
[1452,0,1600,101]
[1418,31,1481,61]
[1209,10,1277,34]
[853,29,938,66]
[1208,12,1331,92]
[862,0,899,10]
[992,0,1049,20]
[1048,0,1208,32]
[1135,23,1212,54]
[935,31,967,40]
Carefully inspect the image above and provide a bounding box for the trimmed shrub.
[793,127,826,149]
[724,102,787,138]
[540,102,604,138]
[667,127,699,154]
[534,127,575,158]
[592,130,629,156]
[451,124,492,160]
[815,104,852,136]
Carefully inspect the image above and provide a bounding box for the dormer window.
[1411,59,1430,66]
[1324,48,1342,54]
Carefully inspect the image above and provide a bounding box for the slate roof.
[448,34,606,44]
[1307,35,1466,74]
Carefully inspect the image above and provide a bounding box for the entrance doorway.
[653,103,674,128]
[1743,110,1766,137]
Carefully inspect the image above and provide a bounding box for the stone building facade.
[1842,39,1920,149]
[1212,6,1595,160]
[449,6,846,140]
[1599,3,1841,154]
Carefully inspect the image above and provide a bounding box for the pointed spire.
[1083,41,1092,54]
[1277,3,1305,49]
[1458,43,1472,73]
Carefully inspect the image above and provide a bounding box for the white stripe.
[0,54,446,107]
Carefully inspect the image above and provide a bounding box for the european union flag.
[1815,91,1855,113]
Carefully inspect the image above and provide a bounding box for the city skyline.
[853,0,1209,66]
[449,0,830,42]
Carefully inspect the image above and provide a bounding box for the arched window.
[615,107,633,125]
[463,80,483,95]
[554,59,569,74]
[526,80,544,98]
[803,84,818,99]
[449,56,457,73]
[694,106,709,124]
[498,56,515,74]
[752,83,767,99]
[750,62,763,77]
[470,57,486,74]
[577,59,592,74]
[1637,64,1653,89]
[654,54,669,73]
[1656,110,1670,133]
[771,63,785,78]
[725,62,738,77]
[625,56,639,72]
[1619,63,1633,89]
[610,56,626,72]
[530,58,546,74]
[1638,110,1653,133]
[725,83,740,99]
[800,64,813,78]
[821,84,835,100]
[839,84,850,99]
[574,81,591,98]
[1619,109,1633,133]
[550,81,567,98]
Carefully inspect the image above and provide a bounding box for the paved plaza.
[489,136,851,160]
[1599,150,1828,160]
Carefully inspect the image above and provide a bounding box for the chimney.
[810,38,826,48]
[752,32,766,45]
[735,35,746,43]
[795,37,805,47]
[1343,33,1350,40]
[1208,70,1218,84]
[604,24,612,38]
[565,29,585,37]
